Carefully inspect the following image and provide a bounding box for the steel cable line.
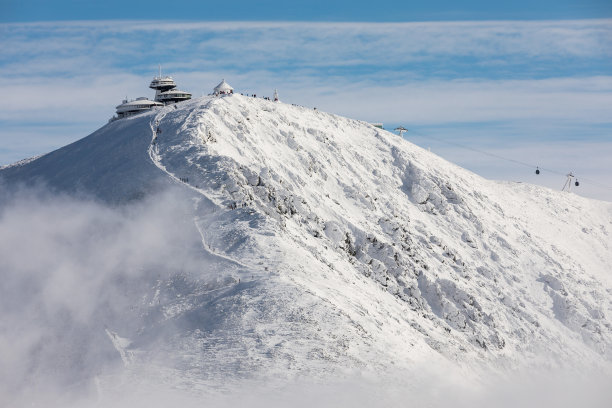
[400,128,612,191]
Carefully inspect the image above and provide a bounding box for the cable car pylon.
[562,172,578,192]
[394,126,408,137]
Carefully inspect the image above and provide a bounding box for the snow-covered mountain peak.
[1,94,611,401]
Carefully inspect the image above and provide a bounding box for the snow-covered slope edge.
[1,94,611,399]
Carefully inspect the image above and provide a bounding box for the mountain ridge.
[1,94,611,402]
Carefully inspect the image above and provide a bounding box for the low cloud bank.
[1,185,610,407]
[41,367,612,408]
[0,184,216,406]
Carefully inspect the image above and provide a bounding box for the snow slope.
[2,94,611,399]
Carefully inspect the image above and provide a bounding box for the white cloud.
[1,73,611,125]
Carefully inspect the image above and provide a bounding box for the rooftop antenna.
[394,126,408,137]
[562,172,575,192]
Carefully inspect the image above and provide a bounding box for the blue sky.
[1,1,611,200]
[2,0,612,22]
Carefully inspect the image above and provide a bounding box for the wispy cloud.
[2,74,611,124]
[2,20,611,77]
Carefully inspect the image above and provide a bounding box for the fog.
[0,184,224,406]
[1,184,610,407]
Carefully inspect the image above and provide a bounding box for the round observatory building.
[149,69,192,104]
[115,97,163,119]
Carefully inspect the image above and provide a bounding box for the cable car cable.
[400,128,612,191]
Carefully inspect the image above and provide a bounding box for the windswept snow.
[1,94,611,403]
